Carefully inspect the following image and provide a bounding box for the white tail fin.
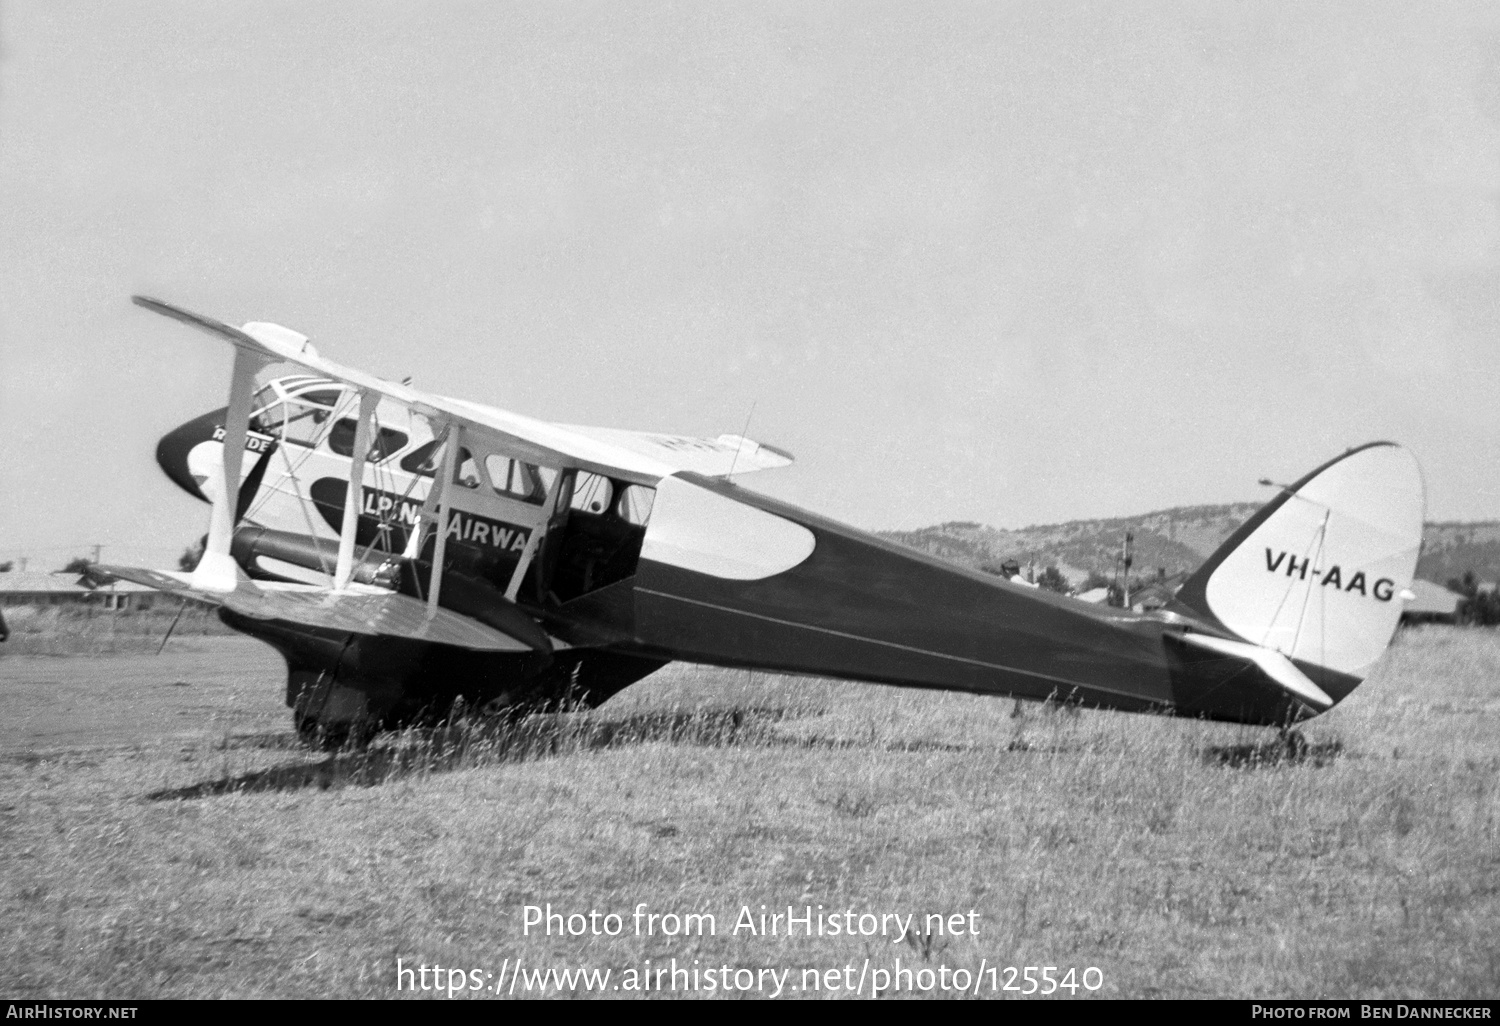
[1173,443,1424,683]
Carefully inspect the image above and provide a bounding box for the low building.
[0,572,92,607]
[1401,579,1465,625]
[88,579,162,612]
[0,571,161,611]
[1129,571,1188,613]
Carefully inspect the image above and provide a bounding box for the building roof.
[89,579,160,594]
[0,572,160,596]
[1404,578,1464,616]
[0,571,91,594]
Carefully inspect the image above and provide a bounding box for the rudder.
[1171,443,1424,697]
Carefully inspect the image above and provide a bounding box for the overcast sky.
[2,1,1498,569]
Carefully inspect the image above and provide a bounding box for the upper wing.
[135,296,793,482]
[547,426,791,477]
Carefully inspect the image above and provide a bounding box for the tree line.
[1446,572,1500,626]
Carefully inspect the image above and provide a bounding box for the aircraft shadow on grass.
[146,705,976,800]
[1203,734,1344,769]
[145,712,1341,800]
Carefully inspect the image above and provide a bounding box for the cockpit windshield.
[250,379,347,449]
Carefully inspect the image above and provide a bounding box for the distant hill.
[880,507,1500,588]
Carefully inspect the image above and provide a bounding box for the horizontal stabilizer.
[98,565,534,653]
[1176,631,1332,712]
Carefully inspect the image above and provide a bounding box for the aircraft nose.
[156,408,225,502]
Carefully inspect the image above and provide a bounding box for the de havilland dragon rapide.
[106,296,1425,747]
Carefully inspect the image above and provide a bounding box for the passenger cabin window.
[617,484,655,526]
[327,419,409,462]
[399,439,441,477]
[454,448,482,489]
[485,455,547,505]
[570,473,614,514]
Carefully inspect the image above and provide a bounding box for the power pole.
[1122,532,1134,610]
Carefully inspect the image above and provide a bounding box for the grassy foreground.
[0,627,1496,999]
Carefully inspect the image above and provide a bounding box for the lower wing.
[99,565,533,653]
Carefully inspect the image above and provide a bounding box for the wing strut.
[193,345,265,592]
[333,390,380,590]
[402,424,451,564]
[426,424,462,621]
[504,471,562,603]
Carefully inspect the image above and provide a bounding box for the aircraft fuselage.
[158,404,1332,736]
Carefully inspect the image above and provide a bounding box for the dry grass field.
[1,626,1496,999]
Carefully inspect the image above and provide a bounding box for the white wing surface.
[99,565,531,652]
[134,296,793,483]
[555,426,793,477]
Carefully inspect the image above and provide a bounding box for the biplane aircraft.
[105,296,1425,746]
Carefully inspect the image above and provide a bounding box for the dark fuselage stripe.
[634,586,1157,704]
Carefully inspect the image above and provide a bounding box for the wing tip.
[714,433,796,467]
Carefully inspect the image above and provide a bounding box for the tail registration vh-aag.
[107,297,1425,747]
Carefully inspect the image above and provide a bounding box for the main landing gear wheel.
[295,711,347,751]
[294,712,376,751]
[290,671,373,751]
